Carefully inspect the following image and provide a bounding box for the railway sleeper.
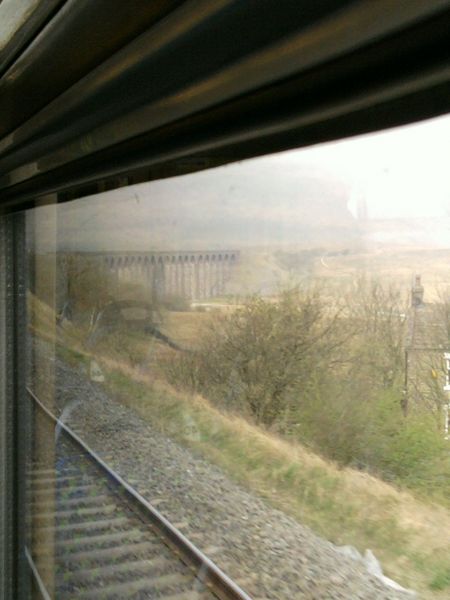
[57,556,174,586]
[31,484,103,502]
[27,467,83,480]
[34,516,130,536]
[50,540,162,566]
[73,571,195,600]
[34,528,147,557]
[30,503,118,522]
[31,493,111,510]
[27,474,89,488]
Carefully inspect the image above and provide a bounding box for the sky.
[127,110,450,222]
[32,112,450,251]
[262,112,450,219]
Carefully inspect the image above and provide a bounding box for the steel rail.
[27,386,252,600]
[24,546,52,600]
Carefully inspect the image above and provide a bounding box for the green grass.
[430,567,450,591]
[56,344,88,368]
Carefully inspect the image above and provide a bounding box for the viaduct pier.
[100,250,240,301]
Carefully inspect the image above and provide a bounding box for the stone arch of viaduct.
[102,250,239,300]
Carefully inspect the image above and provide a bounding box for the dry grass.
[161,311,212,348]
[97,358,450,597]
[313,247,450,300]
[29,293,450,597]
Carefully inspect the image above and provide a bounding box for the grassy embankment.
[29,293,450,598]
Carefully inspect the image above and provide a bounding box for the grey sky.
[34,112,450,251]
[134,111,450,221]
[267,112,450,219]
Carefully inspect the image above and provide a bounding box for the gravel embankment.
[31,339,416,600]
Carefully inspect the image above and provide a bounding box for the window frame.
[0,212,30,600]
[1,2,450,598]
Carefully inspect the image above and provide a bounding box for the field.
[312,247,450,298]
[225,245,450,301]
[28,284,450,599]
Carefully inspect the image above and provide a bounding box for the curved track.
[26,388,252,600]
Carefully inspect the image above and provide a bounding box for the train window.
[0,1,42,49]
[24,113,450,599]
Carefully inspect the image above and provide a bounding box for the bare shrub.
[164,288,349,427]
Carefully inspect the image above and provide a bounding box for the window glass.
[26,114,450,599]
[0,0,42,51]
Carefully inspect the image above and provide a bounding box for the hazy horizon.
[31,112,450,252]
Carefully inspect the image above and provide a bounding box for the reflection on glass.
[26,114,450,599]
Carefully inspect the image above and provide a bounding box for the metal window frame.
[0,212,30,600]
[1,0,450,212]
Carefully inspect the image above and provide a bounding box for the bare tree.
[165,288,351,426]
[346,277,408,392]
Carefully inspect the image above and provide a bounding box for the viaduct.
[99,250,240,301]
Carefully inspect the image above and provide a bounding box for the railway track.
[26,388,252,600]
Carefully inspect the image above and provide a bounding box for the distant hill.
[31,156,450,283]
[53,159,355,252]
